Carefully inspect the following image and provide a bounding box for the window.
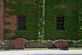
[56,15,64,30]
[17,15,26,30]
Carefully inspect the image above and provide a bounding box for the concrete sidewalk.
[0,50,82,55]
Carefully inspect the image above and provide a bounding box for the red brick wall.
[0,0,4,40]
[5,15,16,38]
[5,8,16,38]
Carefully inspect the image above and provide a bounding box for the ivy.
[4,30,12,34]
[4,0,82,40]
[4,22,11,25]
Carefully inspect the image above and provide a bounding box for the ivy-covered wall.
[4,0,81,40]
[4,0,41,40]
[45,0,80,40]
[79,0,82,38]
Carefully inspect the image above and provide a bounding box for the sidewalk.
[0,50,82,55]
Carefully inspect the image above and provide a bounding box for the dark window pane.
[17,15,26,30]
[56,15,64,30]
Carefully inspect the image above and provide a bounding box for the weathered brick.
[5,8,15,12]
[5,15,16,37]
[53,39,68,48]
[12,38,27,49]
[0,0,4,40]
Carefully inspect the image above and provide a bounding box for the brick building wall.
[0,0,16,39]
[4,0,16,39]
[0,0,4,40]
